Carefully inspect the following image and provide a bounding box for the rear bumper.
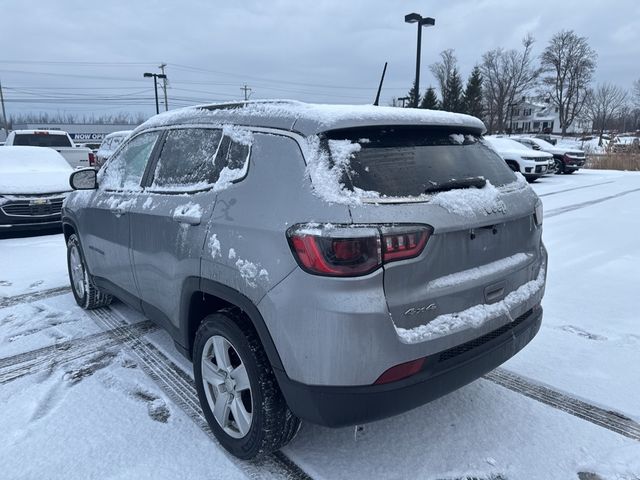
[276,304,542,427]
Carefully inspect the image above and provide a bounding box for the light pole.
[405,13,435,108]
[143,72,167,114]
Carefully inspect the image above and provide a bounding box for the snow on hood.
[0,146,73,194]
[482,136,553,158]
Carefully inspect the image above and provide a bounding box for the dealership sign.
[70,133,107,141]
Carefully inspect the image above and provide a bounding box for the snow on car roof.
[134,100,486,136]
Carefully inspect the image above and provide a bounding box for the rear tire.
[66,234,112,310]
[555,159,565,174]
[193,309,300,460]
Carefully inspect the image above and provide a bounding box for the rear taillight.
[287,224,432,277]
[88,152,96,166]
[380,225,431,262]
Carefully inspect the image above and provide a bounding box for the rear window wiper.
[424,176,487,194]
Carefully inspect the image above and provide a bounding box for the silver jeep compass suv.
[62,100,547,459]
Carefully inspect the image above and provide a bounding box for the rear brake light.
[374,357,426,384]
[88,152,96,166]
[287,224,432,277]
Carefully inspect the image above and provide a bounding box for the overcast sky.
[1,0,639,119]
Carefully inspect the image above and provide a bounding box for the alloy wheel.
[201,335,253,438]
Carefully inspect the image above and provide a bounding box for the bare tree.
[540,30,596,135]
[480,35,540,133]
[584,83,628,145]
[429,49,457,104]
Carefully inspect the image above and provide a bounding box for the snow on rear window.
[302,135,380,205]
[303,126,525,214]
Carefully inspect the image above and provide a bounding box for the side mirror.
[70,168,98,190]
[532,144,541,150]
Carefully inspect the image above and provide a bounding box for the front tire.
[193,309,300,460]
[67,233,112,309]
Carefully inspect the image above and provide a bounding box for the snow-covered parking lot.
[1,169,639,480]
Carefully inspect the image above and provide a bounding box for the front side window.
[150,128,223,190]
[100,131,160,191]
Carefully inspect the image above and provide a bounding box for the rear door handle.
[172,212,201,225]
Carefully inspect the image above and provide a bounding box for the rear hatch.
[323,125,544,342]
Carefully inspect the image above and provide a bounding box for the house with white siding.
[508,97,590,135]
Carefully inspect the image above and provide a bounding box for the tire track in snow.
[546,187,640,218]
[88,306,313,480]
[0,320,156,384]
[0,286,71,309]
[537,180,615,198]
[485,368,640,441]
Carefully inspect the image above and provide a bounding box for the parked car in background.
[534,134,557,145]
[4,130,95,169]
[95,130,132,168]
[63,100,546,460]
[0,146,72,231]
[484,136,553,181]
[77,142,101,155]
[513,136,585,174]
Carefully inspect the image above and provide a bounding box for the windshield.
[324,126,516,197]
[13,133,72,148]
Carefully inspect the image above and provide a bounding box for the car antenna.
[373,62,388,106]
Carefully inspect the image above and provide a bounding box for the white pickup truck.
[4,130,95,169]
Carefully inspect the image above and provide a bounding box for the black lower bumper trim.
[276,305,542,427]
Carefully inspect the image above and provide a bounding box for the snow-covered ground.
[1,169,639,479]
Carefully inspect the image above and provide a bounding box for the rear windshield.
[13,133,72,148]
[324,126,516,197]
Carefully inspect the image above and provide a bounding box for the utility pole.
[159,63,169,111]
[0,79,8,137]
[241,84,252,101]
[143,72,167,115]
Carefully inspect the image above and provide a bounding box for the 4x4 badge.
[404,304,437,316]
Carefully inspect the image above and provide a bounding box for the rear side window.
[13,133,72,148]
[150,128,222,190]
[324,126,517,197]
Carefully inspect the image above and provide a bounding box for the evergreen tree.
[406,80,420,108]
[442,68,464,112]
[420,87,440,109]
[463,66,484,119]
